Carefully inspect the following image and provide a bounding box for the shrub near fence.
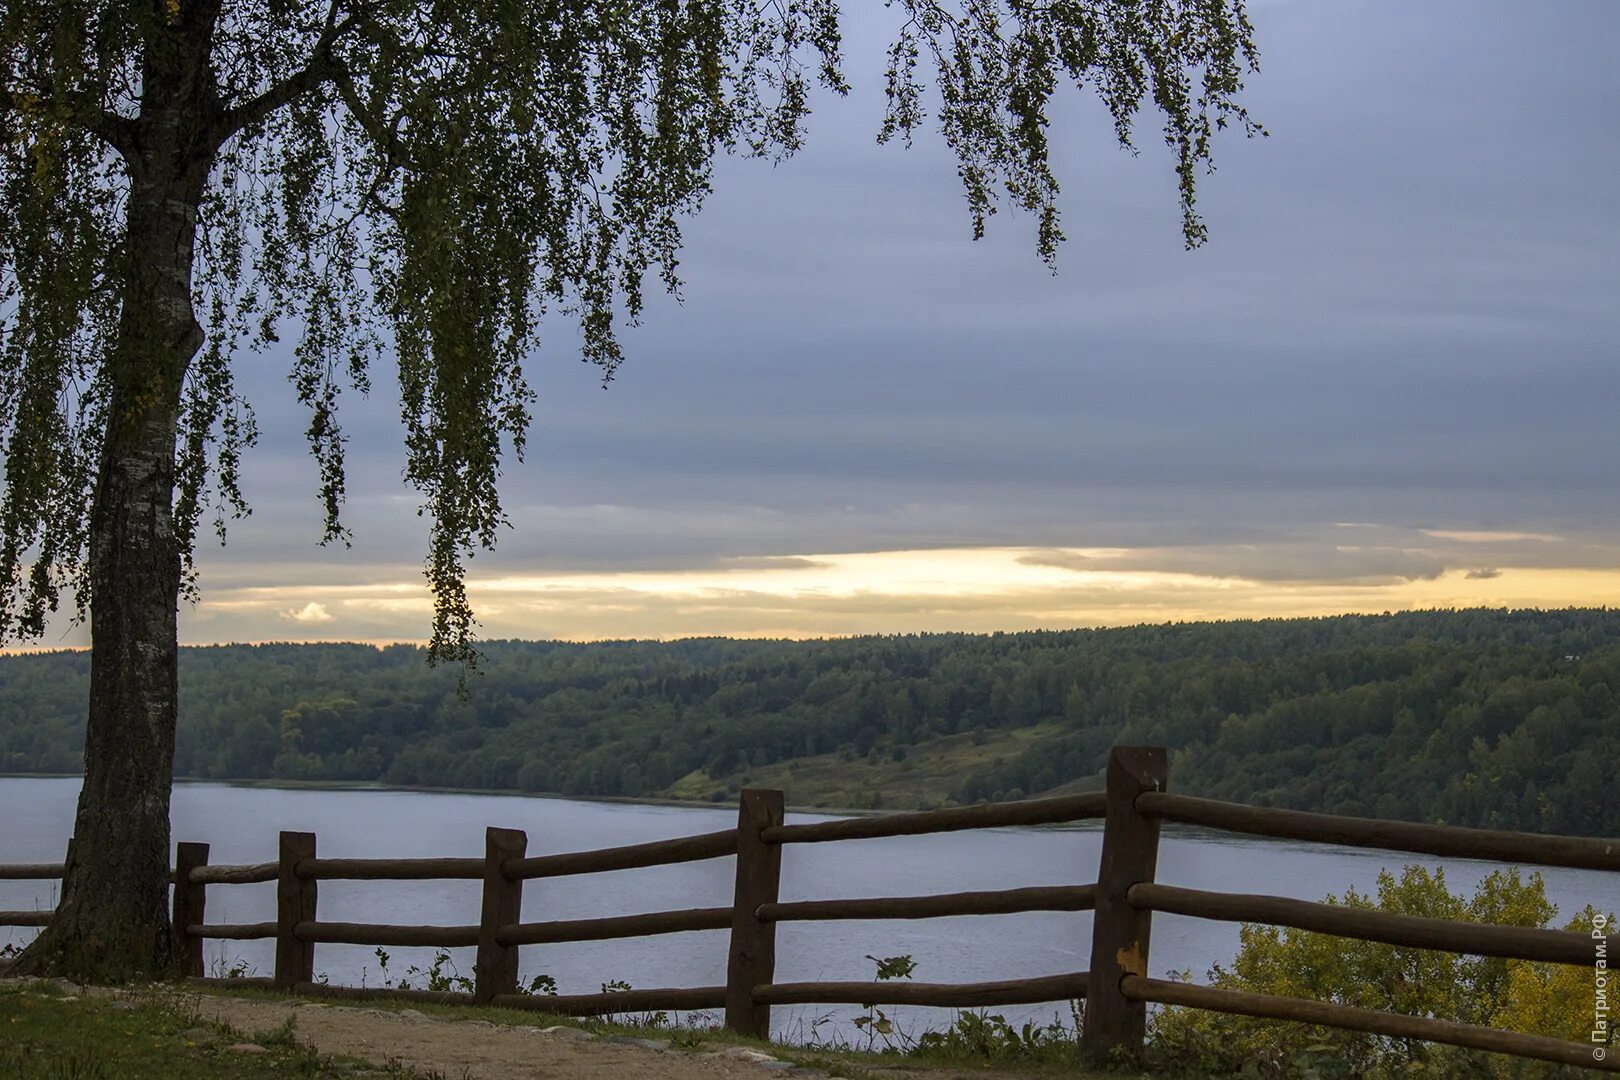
[2,746,1617,1072]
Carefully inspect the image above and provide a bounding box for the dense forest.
[2,608,1618,835]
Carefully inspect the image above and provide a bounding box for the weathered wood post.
[724,788,784,1037]
[171,841,209,977]
[475,826,527,1003]
[1081,746,1168,1064]
[275,831,317,990]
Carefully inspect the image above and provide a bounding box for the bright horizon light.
[0,541,1601,651]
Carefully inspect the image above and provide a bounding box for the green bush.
[1146,866,1612,1078]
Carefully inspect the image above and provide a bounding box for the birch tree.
[0,0,1259,979]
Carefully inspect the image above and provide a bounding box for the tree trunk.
[12,0,226,982]
[11,0,229,983]
[15,164,206,982]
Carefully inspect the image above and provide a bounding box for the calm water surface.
[4,778,1615,1041]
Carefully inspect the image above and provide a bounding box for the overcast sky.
[39,0,1620,647]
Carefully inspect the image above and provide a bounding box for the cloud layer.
[176,534,1620,645]
[10,0,1619,650]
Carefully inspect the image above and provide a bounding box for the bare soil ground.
[39,981,1087,1080]
[189,994,782,1079]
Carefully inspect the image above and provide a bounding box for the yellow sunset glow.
[153,545,1620,646]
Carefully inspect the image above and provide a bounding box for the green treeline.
[1,608,1618,835]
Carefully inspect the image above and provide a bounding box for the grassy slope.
[667,724,1070,811]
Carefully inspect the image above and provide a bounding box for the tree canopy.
[1,0,1262,979]
[1,0,1260,661]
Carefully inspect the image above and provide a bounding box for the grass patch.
[0,982,429,1079]
[668,724,1070,810]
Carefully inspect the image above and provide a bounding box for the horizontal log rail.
[1130,883,1612,967]
[295,857,484,881]
[490,985,728,1015]
[189,976,472,1008]
[189,862,278,885]
[188,922,277,940]
[758,884,1097,922]
[0,864,63,880]
[0,910,51,927]
[763,792,1108,844]
[496,906,733,946]
[756,972,1091,1007]
[1122,976,1617,1073]
[188,975,275,990]
[505,829,738,880]
[292,920,480,948]
[1137,791,1620,872]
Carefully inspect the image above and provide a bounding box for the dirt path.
[173,993,829,1080]
[0,974,1065,1080]
[64,985,1037,1080]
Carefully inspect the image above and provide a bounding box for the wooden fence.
[2,746,1616,1072]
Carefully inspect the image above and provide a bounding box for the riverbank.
[0,722,1086,819]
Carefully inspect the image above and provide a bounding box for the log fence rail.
[1,747,1614,1073]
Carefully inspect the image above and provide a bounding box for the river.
[3,778,1614,1042]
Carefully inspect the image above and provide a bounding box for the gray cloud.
[1019,544,1449,586]
[716,556,830,571]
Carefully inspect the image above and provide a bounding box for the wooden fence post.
[725,788,784,1038]
[275,831,317,990]
[475,826,527,1003]
[1081,746,1168,1064]
[172,842,209,977]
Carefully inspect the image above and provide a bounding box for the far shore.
[0,770,881,819]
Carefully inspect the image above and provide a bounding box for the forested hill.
[3,608,1619,835]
